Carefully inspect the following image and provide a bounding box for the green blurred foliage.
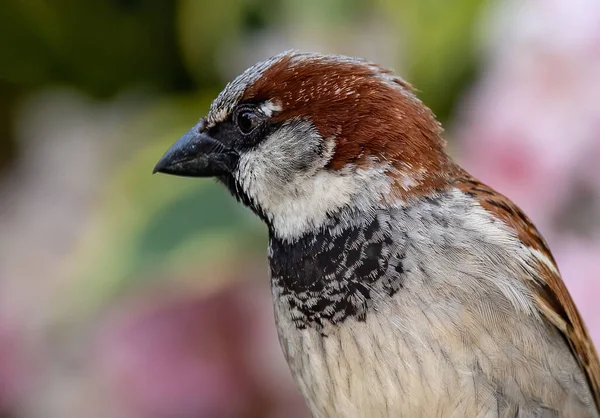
[376,0,487,119]
[66,95,265,315]
[178,0,247,85]
[0,0,488,315]
[0,0,191,94]
[0,0,192,173]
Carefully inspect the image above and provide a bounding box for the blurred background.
[0,0,599,416]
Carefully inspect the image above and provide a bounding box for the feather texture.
[455,172,600,412]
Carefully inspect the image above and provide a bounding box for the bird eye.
[235,109,261,135]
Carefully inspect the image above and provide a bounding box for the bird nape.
[154,50,600,418]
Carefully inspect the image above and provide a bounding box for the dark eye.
[235,109,261,135]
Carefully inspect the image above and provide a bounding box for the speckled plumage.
[269,211,402,330]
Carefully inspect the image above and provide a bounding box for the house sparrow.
[153,51,600,417]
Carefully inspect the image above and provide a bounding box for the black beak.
[153,127,238,177]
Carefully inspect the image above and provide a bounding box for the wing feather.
[455,173,600,410]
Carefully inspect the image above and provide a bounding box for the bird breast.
[269,189,598,418]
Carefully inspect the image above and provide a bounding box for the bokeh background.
[0,0,599,416]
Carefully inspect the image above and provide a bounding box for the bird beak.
[153,127,239,177]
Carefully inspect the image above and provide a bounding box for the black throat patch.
[269,213,406,331]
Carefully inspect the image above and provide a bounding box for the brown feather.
[455,171,600,410]
[241,55,456,198]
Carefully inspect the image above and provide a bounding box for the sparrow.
[153,51,600,417]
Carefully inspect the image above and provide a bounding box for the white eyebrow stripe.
[206,99,282,129]
[259,100,282,117]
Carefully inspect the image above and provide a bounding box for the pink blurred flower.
[456,0,600,346]
[94,280,308,418]
[555,240,600,346]
[0,320,30,413]
[458,0,600,230]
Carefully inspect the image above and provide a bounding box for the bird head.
[154,51,455,242]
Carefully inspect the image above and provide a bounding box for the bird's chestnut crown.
[154,51,456,240]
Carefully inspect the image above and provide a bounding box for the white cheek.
[234,136,395,242]
[265,171,360,239]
